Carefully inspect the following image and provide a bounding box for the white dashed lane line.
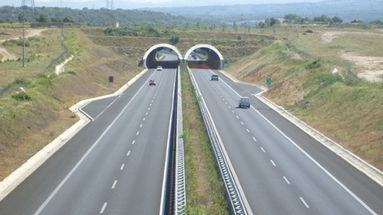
[236,115,239,119]
[143,117,146,121]
[145,112,148,116]
[100,202,108,214]
[299,197,310,209]
[136,131,140,136]
[139,123,143,128]
[270,160,277,167]
[132,140,136,145]
[111,180,118,189]
[120,163,125,171]
[252,137,257,142]
[283,176,291,185]
[260,146,266,153]
[240,121,244,125]
[126,150,131,157]
[246,128,250,133]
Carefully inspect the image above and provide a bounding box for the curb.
[255,94,383,187]
[0,69,148,202]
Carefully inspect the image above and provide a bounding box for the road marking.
[126,151,131,157]
[111,180,118,189]
[283,176,291,185]
[120,163,125,170]
[143,117,146,121]
[218,73,378,215]
[299,197,310,209]
[240,121,244,125]
[231,110,234,113]
[94,96,120,121]
[136,131,140,136]
[270,160,276,167]
[140,123,143,128]
[236,115,239,119]
[150,103,152,106]
[260,146,266,153]
[252,137,257,142]
[148,107,151,111]
[132,140,136,144]
[32,69,157,215]
[100,202,108,214]
[246,128,250,133]
[145,112,148,116]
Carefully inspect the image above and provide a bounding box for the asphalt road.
[0,68,177,215]
[191,68,383,215]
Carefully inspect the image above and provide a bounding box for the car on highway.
[211,74,219,81]
[149,80,156,86]
[156,66,163,71]
[238,97,250,108]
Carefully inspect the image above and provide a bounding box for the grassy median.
[181,66,229,215]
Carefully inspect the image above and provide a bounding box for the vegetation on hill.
[0,6,193,26]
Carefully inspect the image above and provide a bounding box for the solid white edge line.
[189,69,254,215]
[158,68,177,215]
[93,95,120,121]
[79,108,94,121]
[100,202,108,214]
[218,71,378,215]
[33,70,157,215]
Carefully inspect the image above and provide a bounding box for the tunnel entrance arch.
[184,44,224,70]
[143,44,182,69]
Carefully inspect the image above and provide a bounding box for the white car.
[156,66,163,71]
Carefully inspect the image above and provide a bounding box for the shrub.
[169,35,180,44]
[12,91,31,101]
[306,59,321,69]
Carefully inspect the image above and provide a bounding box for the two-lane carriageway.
[0,68,177,215]
[190,68,383,215]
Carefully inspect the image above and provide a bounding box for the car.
[211,74,219,81]
[149,80,156,86]
[156,66,163,71]
[238,97,250,108]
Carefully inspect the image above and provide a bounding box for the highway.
[0,68,177,214]
[190,68,383,215]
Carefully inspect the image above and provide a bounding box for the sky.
[0,0,324,9]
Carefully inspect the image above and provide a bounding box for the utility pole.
[22,0,26,67]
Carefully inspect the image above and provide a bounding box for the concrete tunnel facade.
[143,44,182,69]
[143,43,224,70]
[184,44,224,70]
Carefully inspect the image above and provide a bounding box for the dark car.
[149,80,156,86]
[238,97,250,108]
[211,74,219,81]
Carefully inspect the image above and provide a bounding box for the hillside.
[0,6,193,26]
[147,0,383,22]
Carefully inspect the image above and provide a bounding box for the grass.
[181,65,229,215]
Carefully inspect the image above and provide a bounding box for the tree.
[169,35,179,45]
[264,18,280,27]
[36,14,48,23]
[18,13,26,22]
[63,16,75,23]
[221,23,227,32]
[233,21,238,32]
[313,15,332,23]
[284,14,305,24]
[331,16,343,24]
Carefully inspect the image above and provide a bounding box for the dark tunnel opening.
[186,47,223,70]
[145,47,180,69]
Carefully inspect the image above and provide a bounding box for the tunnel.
[184,44,224,70]
[143,44,182,69]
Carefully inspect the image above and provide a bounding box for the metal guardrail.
[175,67,186,215]
[188,68,248,215]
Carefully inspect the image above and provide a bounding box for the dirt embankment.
[0,29,46,62]
[341,52,383,82]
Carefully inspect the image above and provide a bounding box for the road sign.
[108,76,114,83]
[265,77,272,86]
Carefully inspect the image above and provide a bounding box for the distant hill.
[146,0,383,22]
[0,6,193,26]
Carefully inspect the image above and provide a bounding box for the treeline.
[257,14,383,28]
[0,6,193,26]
